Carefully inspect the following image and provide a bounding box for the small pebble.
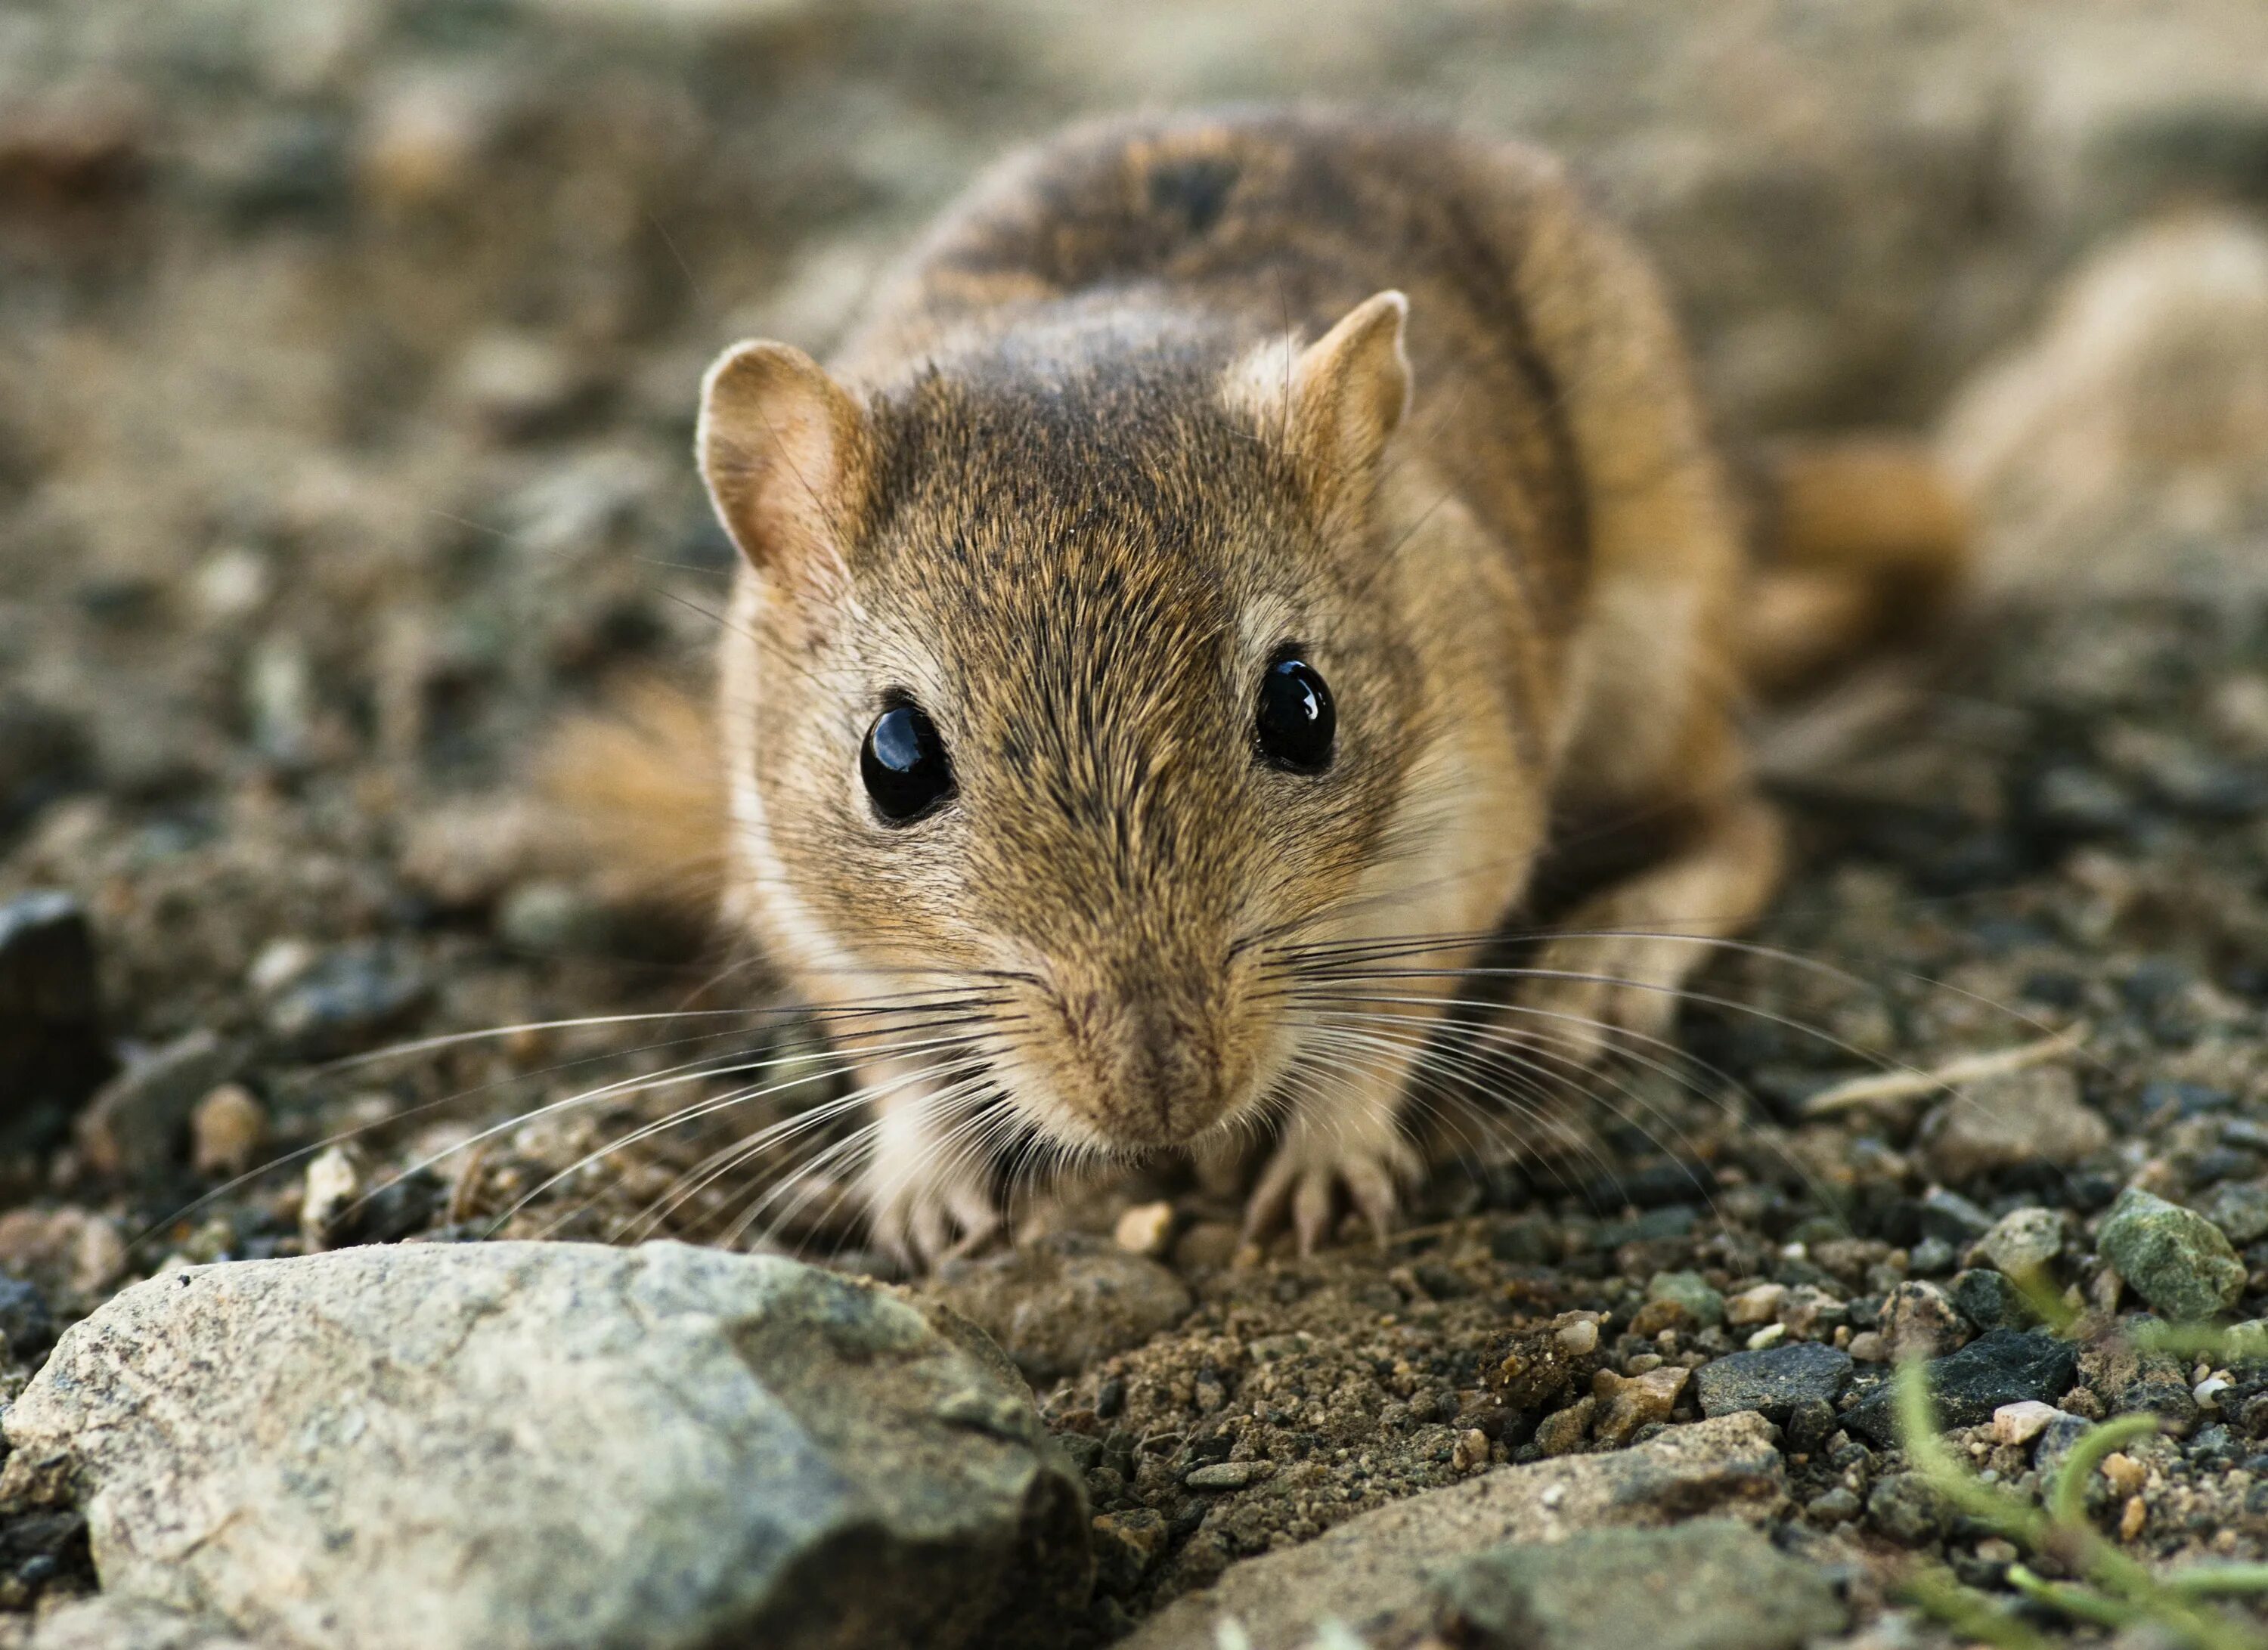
[302,1146,364,1253]
[190,1083,268,1178]
[1973,1206,2063,1282]
[1555,1320,1600,1356]
[1533,1397,1595,1457]
[1847,1331,1887,1362]
[1746,1323,1787,1350]
[1991,1401,2058,1445]
[1880,1280,1969,1361]
[1113,1200,1175,1258]
[1805,1487,1861,1525]
[1185,1462,1256,1491]
[2099,1451,2148,1497]
[2119,1494,2148,1542]
[1451,1429,1489,1473]
[1590,1365,1687,1447]
[1725,1283,1786,1325]
[1644,1270,1725,1329]
[1172,1221,1240,1271]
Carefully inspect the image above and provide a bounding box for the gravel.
[6,0,2268,1642]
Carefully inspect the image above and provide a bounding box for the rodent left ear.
[1290,290,1412,481]
[697,340,871,588]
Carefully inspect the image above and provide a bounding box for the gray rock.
[2204,1180,2268,1246]
[74,1029,239,1183]
[0,890,113,1125]
[1920,1066,2108,1183]
[1123,1414,1785,1650]
[263,943,430,1059]
[1692,1342,1853,1424]
[1843,1330,2081,1447]
[1426,1519,1846,1650]
[923,1232,1192,1382]
[2096,1186,2248,1321]
[4,1241,1089,1650]
[1950,1268,2040,1333]
[1974,1206,2066,1283]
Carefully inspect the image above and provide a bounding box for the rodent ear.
[1290,290,1412,481]
[697,340,869,586]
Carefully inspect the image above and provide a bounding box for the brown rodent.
[663,108,1963,1264]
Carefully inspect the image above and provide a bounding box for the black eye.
[861,700,955,823]
[1255,654,1335,773]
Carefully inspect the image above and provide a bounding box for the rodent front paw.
[1242,1115,1420,1256]
[863,1161,1002,1271]
[1514,933,1683,1070]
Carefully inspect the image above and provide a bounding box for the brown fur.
[578,109,1966,1262]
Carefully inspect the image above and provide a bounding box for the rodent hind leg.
[859,1088,1002,1269]
[1517,792,1784,1070]
[1241,1054,1425,1257]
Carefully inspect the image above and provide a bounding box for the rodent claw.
[1243,1119,1419,1257]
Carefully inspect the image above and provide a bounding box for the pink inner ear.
[1293,291,1412,475]
[698,342,867,584]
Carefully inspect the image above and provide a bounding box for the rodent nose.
[1123,1006,1213,1137]
[1049,989,1223,1149]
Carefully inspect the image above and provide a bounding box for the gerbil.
[667,109,1963,1264]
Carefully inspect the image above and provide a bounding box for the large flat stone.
[1123,1413,1786,1650]
[2,1241,1089,1650]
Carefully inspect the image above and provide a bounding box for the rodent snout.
[1024,978,1249,1150]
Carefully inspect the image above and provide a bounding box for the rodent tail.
[1737,435,1971,695]
[538,674,726,915]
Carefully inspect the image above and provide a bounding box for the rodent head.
[701,293,1432,1155]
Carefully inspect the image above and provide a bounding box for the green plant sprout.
[1892,1357,2268,1649]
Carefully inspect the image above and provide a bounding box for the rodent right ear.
[697,341,870,587]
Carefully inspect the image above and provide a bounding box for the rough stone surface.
[922,1232,1193,1381]
[29,1597,255,1650]
[2097,1186,2248,1321]
[1920,1066,2109,1183]
[1423,1519,1847,1650]
[1122,1414,1784,1650]
[1844,1329,2081,1447]
[1692,1342,1853,1425]
[3,1242,1089,1650]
